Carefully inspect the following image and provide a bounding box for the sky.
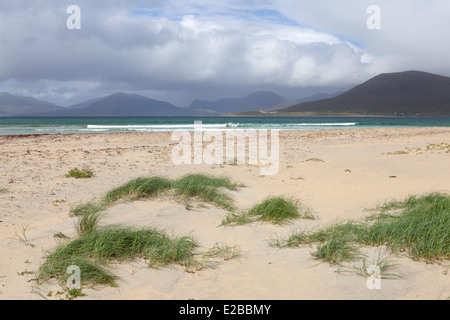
[0,0,449,107]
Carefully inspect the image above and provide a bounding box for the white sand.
[0,128,449,300]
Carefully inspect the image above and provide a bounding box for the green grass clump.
[65,168,94,179]
[40,173,243,290]
[75,211,102,236]
[39,254,117,287]
[75,227,198,266]
[220,211,256,226]
[425,143,450,153]
[366,192,450,260]
[312,237,361,265]
[221,196,314,226]
[70,174,240,222]
[248,196,314,224]
[101,174,240,210]
[39,223,199,288]
[272,192,450,265]
[386,150,410,155]
[173,174,241,210]
[103,176,173,204]
[70,202,104,217]
[273,221,367,248]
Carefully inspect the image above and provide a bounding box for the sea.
[0,116,450,136]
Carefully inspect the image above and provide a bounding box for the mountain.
[0,92,64,116]
[296,91,344,104]
[279,71,450,116]
[1,91,294,117]
[37,92,189,116]
[189,91,294,113]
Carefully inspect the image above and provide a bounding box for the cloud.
[277,0,450,74]
[0,1,448,106]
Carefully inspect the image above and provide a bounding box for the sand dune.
[0,128,449,300]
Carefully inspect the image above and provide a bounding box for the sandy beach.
[0,127,449,300]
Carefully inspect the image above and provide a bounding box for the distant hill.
[4,71,450,117]
[189,91,294,113]
[280,71,450,116]
[296,91,344,103]
[0,93,64,116]
[37,92,189,116]
[2,91,295,117]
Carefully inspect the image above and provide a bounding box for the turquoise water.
[0,116,450,135]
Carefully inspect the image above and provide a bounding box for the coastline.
[222,111,449,117]
[0,127,449,300]
[2,116,450,136]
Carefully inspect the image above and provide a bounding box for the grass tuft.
[203,242,242,261]
[339,249,402,280]
[70,201,104,217]
[221,196,314,226]
[220,211,256,227]
[365,192,450,260]
[173,174,240,210]
[273,192,450,264]
[103,176,173,204]
[312,237,361,266]
[39,173,245,289]
[74,211,102,236]
[39,254,117,288]
[249,196,314,224]
[102,174,240,211]
[65,168,94,179]
[39,223,199,288]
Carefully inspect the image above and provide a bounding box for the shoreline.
[0,125,449,138]
[1,116,450,137]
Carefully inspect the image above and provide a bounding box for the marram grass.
[68,173,241,230]
[65,167,94,179]
[366,192,450,261]
[203,242,242,261]
[221,196,314,226]
[249,196,314,224]
[40,173,242,289]
[70,201,104,217]
[103,176,173,204]
[102,174,241,210]
[173,174,241,210]
[272,192,450,264]
[38,224,199,287]
[312,237,362,265]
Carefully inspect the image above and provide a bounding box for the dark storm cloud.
[0,0,447,106]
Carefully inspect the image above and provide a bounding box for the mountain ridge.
[189,90,295,113]
[47,92,187,116]
[0,92,64,116]
[279,71,450,116]
[0,90,295,117]
[2,70,450,117]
